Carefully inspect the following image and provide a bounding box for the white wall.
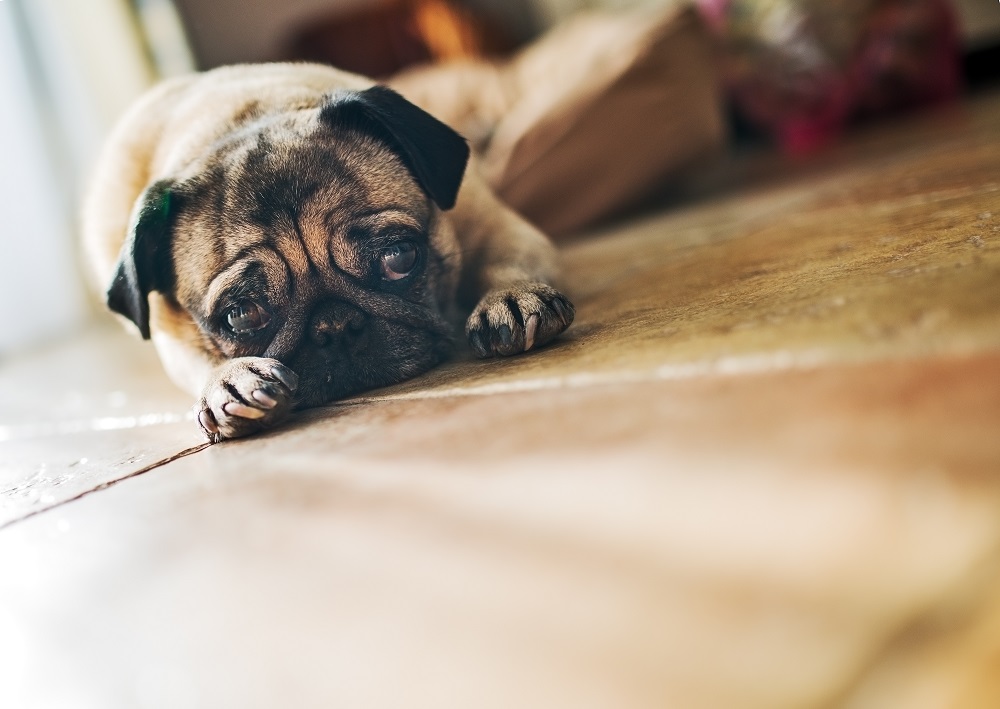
[0,0,155,356]
[173,0,373,67]
[0,1,88,355]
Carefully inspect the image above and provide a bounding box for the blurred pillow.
[393,5,725,236]
[483,5,724,235]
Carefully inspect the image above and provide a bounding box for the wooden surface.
[1,93,999,708]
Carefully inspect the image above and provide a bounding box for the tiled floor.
[2,93,999,708]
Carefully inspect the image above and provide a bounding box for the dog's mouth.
[288,328,454,408]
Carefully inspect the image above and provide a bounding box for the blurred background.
[1,0,999,356]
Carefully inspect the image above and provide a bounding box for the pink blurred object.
[698,0,962,154]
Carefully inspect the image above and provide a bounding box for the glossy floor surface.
[2,93,999,708]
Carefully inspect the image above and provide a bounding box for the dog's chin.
[287,330,454,407]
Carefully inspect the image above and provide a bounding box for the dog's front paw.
[466,283,574,358]
[197,357,299,442]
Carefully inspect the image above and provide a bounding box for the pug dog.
[83,63,574,442]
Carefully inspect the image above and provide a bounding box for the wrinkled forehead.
[209,114,428,226]
[172,114,433,300]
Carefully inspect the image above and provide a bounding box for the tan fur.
[83,63,572,441]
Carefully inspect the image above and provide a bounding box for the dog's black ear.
[107,179,176,339]
[319,86,470,210]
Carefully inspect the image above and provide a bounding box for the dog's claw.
[252,389,279,408]
[198,408,219,434]
[552,298,572,327]
[469,329,487,357]
[270,364,299,392]
[223,402,266,419]
[498,324,513,348]
[525,313,539,351]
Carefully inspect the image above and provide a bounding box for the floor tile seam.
[3,347,996,529]
[0,442,211,532]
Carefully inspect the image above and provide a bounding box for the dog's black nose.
[308,301,366,347]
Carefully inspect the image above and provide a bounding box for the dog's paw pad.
[197,358,298,441]
[466,283,574,358]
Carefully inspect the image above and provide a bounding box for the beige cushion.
[392,5,725,236]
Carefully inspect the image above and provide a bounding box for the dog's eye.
[225,300,270,334]
[379,241,418,281]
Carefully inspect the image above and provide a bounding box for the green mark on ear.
[158,187,172,219]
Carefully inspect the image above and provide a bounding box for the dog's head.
[107,86,470,405]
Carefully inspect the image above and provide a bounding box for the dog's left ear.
[106,179,177,339]
[320,86,470,210]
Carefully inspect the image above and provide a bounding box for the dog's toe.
[198,358,298,441]
[466,283,574,358]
